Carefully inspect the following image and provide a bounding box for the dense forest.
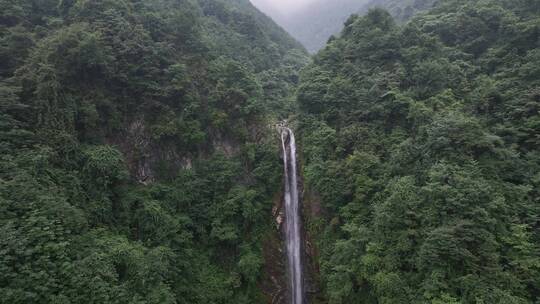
[1,0,540,303]
[298,0,540,303]
[0,0,307,303]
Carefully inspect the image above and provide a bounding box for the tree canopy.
[298,1,540,303]
[0,0,307,303]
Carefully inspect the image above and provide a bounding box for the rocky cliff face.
[110,118,193,184]
[261,192,288,304]
[303,189,326,304]
[299,163,325,304]
[111,116,248,184]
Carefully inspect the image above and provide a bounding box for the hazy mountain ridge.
[365,0,438,22]
[252,0,437,52]
[274,0,371,53]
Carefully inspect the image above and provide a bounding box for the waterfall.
[280,127,304,304]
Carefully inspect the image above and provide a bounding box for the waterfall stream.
[280,127,304,304]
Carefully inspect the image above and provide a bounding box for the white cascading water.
[280,127,304,304]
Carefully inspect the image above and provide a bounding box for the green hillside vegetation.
[298,0,540,303]
[0,0,307,303]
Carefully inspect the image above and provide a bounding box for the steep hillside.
[298,0,540,302]
[0,0,307,303]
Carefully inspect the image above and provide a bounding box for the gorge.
[1,0,539,303]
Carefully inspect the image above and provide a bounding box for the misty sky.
[250,0,318,15]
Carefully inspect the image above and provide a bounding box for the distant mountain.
[364,0,437,22]
[251,0,437,53]
[275,0,370,53]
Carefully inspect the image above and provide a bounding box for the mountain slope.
[298,0,540,302]
[0,0,307,302]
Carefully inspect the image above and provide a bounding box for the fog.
[249,0,371,53]
[250,0,318,15]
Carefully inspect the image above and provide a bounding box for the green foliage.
[300,2,540,303]
[82,145,128,185]
[0,0,305,302]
